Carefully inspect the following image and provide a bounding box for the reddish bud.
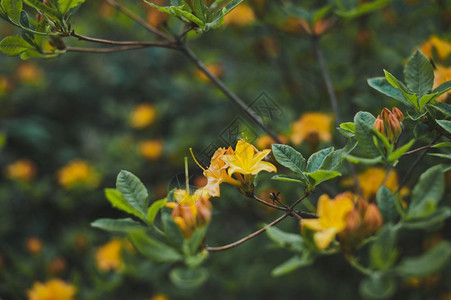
[345,209,362,235]
[356,197,369,215]
[363,204,383,234]
[387,113,402,143]
[381,108,391,124]
[392,107,404,122]
[373,116,385,135]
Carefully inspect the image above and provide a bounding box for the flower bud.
[392,107,404,122]
[373,116,385,135]
[356,197,368,215]
[387,113,402,143]
[363,204,383,234]
[381,108,391,124]
[345,209,362,235]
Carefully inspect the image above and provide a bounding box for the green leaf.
[384,70,419,110]
[338,122,356,138]
[433,142,451,148]
[184,227,207,256]
[169,267,208,289]
[369,225,398,271]
[407,165,445,219]
[402,208,451,230]
[272,144,307,175]
[128,230,183,263]
[321,149,345,171]
[354,112,380,157]
[428,102,451,119]
[24,0,60,20]
[266,226,305,252]
[271,175,305,184]
[428,153,451,160]
[105,188,147,221]
[271,254,314,277]
[116,170,149,218]
[162,210,184,247]
[343,153,382,165]
[147,198,167,224]
[359,274,396,300]
[91,218,146,233]
[404,50,434,98]
[0,35,35,56]
[418,92,439,110]
[192,0,207,22]
[367,77,409,106]
[387,139,415,163]
[431,80,451,95]
[58,0,85,15]
[396,241,451,278]
[336,0,391,19]
[306,147,333,172]
[305,170,341,187]
[2,0,22,23]
[436,120,451,134]
[376,186,398,223]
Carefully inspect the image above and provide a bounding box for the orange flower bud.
[392,107,404,122]
[387,113,402,143]
[356,197,368,215]
[363,204,383,234]
[345,209,362,235]
[381,108,391,124]
[373,116,385,135]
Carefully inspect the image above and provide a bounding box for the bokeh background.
[0,0,450,299]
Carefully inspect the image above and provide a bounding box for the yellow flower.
[57,159,100,190]
[96,238,124,272]
[16,62,44,85]
[302,194,354,250]
[167,188,212,237]
[149,294,170,300]
[291,112,333,145]
[223,3,255,27]
[195,62,224,82]
[27,279,76,300]
[0,75,13,96]
[222,140,277,177]
[255,135,287,150]
[138,139,164,160]
[5,159,36,182]
[130,104,156,129]
[203,147,240,197]
[342,167,401,200]
[434,65,451,102]
[418,36,451,61]
[26,237,43,255]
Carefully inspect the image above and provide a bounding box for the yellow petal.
[250,161,277,175]
[314,228,337,250]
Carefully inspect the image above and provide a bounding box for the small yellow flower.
[342,167,402,200]
[168,188,212,237]
[434,65,451,102]
[302,194,354,250]
[149,294,170,300]
[0,75,13,96]
[16,62,44,85]
[130,104,156,129]
[255,135,287,150]
[195,62,224,82]
[95,238,124,272]
[203,147,240,197]
[57,160,100,190]
[27,279,76,300]
[222,140,277,177]
[138,139,164,160]
[26,237,43,255]
[291,113,333,145]
[5,159,36,182]
[418,36,451,61]
[223,3,255,27]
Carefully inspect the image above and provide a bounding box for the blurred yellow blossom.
[57,160,100,190]
[223,3,255,27]
[146,0,169,28]
[434,65,451,102]
[47,257,67,275]
[167,188,212,237]
[130,104,157,128]
[5,159,36,182]
[302,194,354,250]
[255,135,287,150]
[27,279,76,300]
[149,294,170,300]
[0,75,13,96]
[26,237,43,255]
[291,112,333,145]
[96,238,124,272]
[138,139,164,160]
[222,140,277,177]
[418,36,451,61]
[16,62,44,85]
[195,62,224,82]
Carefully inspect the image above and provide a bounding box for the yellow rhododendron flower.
[222,140,277,177]
[168,188,212,237]
[195,62,224,82]
[27,279,76,300]
[291,112,333,145]
[26,237,43,255]
[96,238,124,272]
[16,62,44,85]
[138,139,164,160]
[434,65,451,102]
[223,3,255,27]
[57,160,100,190]
[203,147,240,197]
[418,36,451,61]
[5,159,36,182]
[130,104,156,129]
[149,294,170,300]
[302,194,354,250]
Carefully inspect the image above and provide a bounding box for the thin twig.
[179,43,283,144]
[206,192,312,252]
[104,0,172,41]
[65,44,175,53]
[71,31,175,47]
[404,142,438,155]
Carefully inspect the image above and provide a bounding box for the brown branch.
[104,0,172,41]
[179,43,283,144]
[404,142,438,155]
[65,43,176,53]
[206,192,312,252]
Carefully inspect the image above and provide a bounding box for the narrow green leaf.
[431,80,451,95]
[271,254,314,277]
[91,218,145,233]
[384,70,419,110]
[402,208,451,230]
[428,102,451,119]
[388,139,415,163]
[271,175,305,184]
[116,170,149,217]
[147,198,167,223]
[433,142,451,148]
[404,50,434,97]
[343,153,382,165]
[305,170,341,187]
[436,120,451,134]
[128,230,183,263]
